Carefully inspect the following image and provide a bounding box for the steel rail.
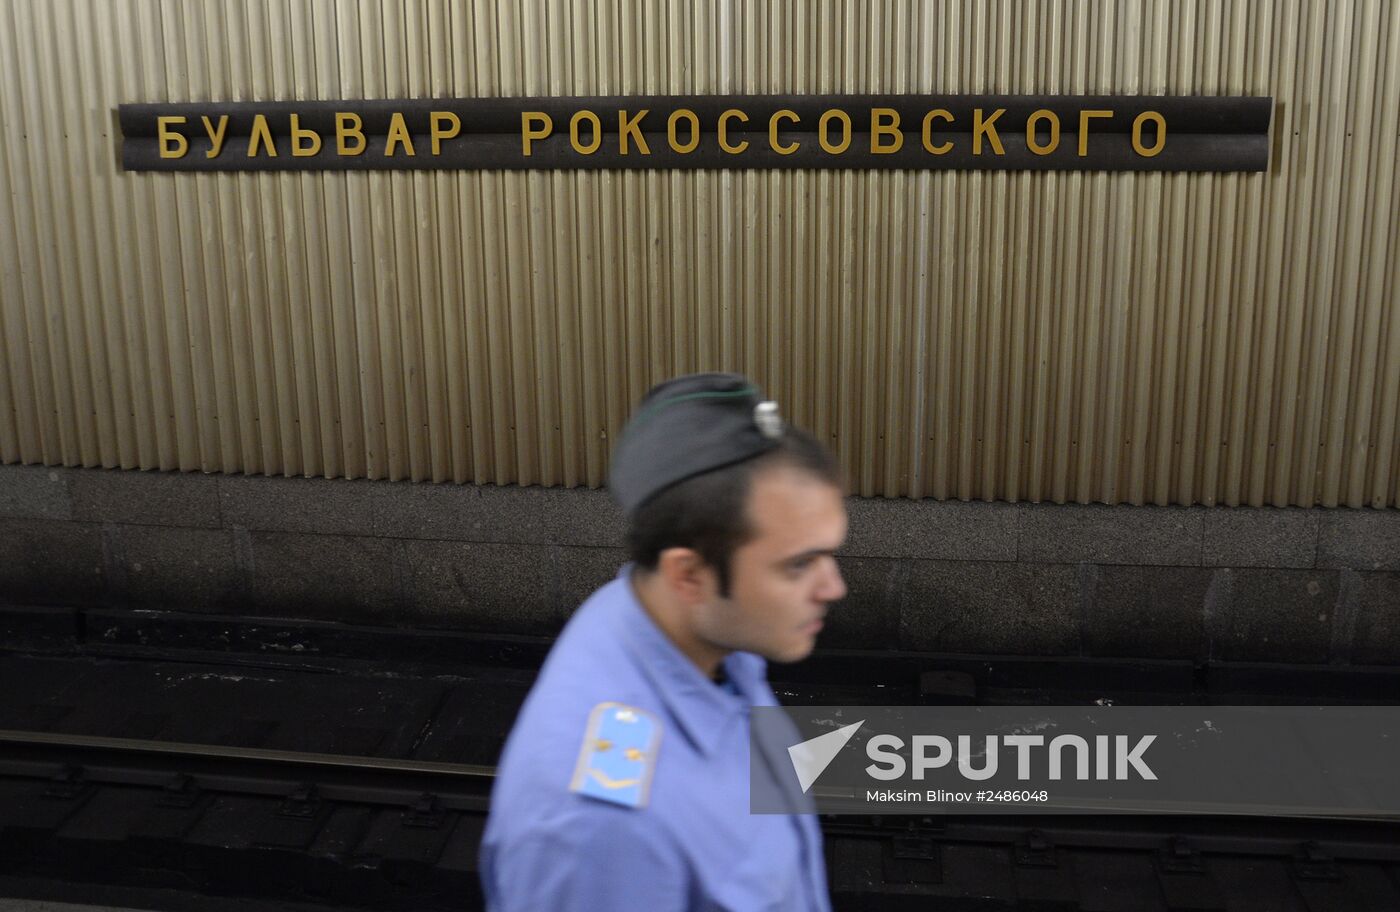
[0,728,494,812]
[0,729,494,777]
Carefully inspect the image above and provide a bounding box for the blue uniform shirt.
[480,564,831,912]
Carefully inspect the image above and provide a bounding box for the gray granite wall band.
[1,463,1396,665]
[0,465,72,520]
[1203,508,1319,569]
[70,468,223,528]
[0,516,105,605]
[1318,511,1400,571]
[1017,504,1205,566]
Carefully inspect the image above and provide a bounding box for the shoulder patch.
[569,702,662,809]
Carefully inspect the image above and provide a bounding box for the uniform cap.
[608,372,785,515]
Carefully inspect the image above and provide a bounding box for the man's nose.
[819,556,847,602]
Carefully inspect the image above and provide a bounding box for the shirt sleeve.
[484,800,692,912]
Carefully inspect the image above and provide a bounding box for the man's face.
[694,465,848,664]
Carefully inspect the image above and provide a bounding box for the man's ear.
[656,547,717,604]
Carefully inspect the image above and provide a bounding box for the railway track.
[4,608,1400,909]
[4,724,1400,911]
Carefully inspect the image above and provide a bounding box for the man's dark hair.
[625,427,842,596]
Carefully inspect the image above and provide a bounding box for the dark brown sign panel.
[119,95,1272,173]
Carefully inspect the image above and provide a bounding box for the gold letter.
[719,109,749,153]
[247,113,278,157]
[667,108,700,154]
[290,114,321,157]
[570,110,602,154]
[870,107,903,154]
[157,115,188,159]
[618,109,650,155]
[430,111,461,155]
[1025,109,1060,156]
[520,112,553,156]
[201,115,228,159]
[1132,111,1166,157]
[818,109,851,154]
[336,113,366,156]
[385,112,416,156]
[972,108,1005,156]
[921,109,953,154]
[1078,109,1114,156]
[769,109,799,155]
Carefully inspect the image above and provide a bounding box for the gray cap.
[608,372,786,516]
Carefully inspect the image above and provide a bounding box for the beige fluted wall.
[1,0,1397,508]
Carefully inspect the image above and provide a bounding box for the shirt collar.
[609,564,760,757]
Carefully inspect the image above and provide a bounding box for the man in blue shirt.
[481,372,847,911]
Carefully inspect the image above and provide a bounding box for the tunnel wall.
[2,1,1399,507]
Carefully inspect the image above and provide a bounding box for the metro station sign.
[119,94,1272,173]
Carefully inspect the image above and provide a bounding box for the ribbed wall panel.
[1,0,1397,507]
